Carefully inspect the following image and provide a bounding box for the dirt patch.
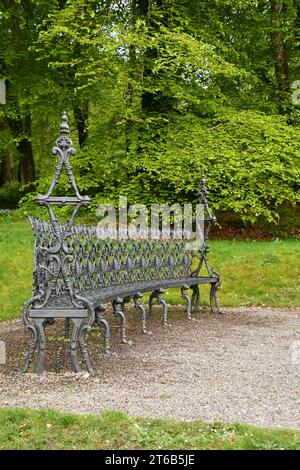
[0,307,299,429]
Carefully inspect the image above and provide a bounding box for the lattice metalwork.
[22,112,222,375]
[30,218,195,305]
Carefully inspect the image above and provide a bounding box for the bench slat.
[29,309,88,318]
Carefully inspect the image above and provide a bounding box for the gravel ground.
[0,307,299,429]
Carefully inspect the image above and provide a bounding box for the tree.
[0,0,57,186]
[271,0,290,114]
[0,0,298,226]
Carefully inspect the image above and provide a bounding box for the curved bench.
[22,113,222,375]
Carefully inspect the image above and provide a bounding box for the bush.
[19,110,300,237]
[87,110,300,225]
[0,183,24,209]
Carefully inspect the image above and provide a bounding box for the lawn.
[0,408,299,450]
[0,219,299,451]
[0,218,299,322]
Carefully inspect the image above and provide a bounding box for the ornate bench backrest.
[30,218,195,300]
[30,114,217,307]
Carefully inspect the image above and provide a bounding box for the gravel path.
[0,307,299,429]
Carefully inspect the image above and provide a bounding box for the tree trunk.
[137,0,149,17]
[124,1,150,151]
[0,118,13,185]
[73,100,89,148]
[17,114,35,186]
[18,137,35,185]
[271,0,290,114]
[139,0,173,114]
[295,1,300,56]
[0,149,13,186]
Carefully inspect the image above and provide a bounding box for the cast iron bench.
[22,113,222,374]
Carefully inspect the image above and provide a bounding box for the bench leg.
[33,318,47,374]
[149,291,155,316]
[23,324,38,373]
[181,285,192,320]
[24,318,55,373]
[134,293,148,334]
[158,293,168,326]
[70,318,84,373]
[95,305,111,354]
[79,325,95,375]
[149,289,168,326]
[191,285,200,312]
[210,271,223,314]
[112,298,128,344]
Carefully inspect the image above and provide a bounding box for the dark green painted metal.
[22,113,222,374]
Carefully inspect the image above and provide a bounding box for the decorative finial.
[54,112,73,151]
[60,111,69,135]
[36,112,90,216]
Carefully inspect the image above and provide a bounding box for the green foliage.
[0,183,23,209]
[0,1,299,229]
[0,408,299,450]
[81,109,300,223]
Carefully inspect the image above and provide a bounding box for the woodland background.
[0,0,299,236]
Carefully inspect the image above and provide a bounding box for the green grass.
[0,224,299,450]
[0,219,299,322]
[0,408,299,450]
[0,221,34,322]
[165,238,300,308]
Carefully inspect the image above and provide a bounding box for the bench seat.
[33,275,217,312]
